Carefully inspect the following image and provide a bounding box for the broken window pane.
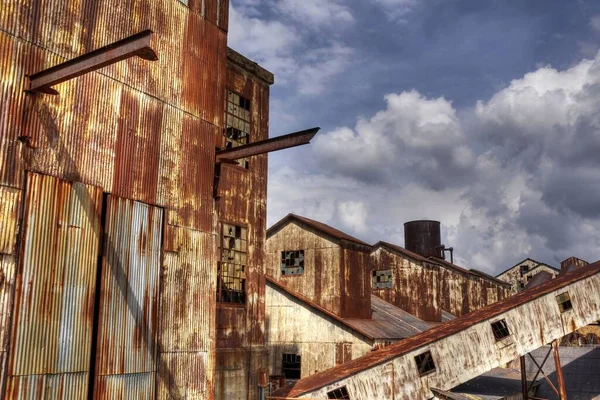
[556,292,573,313]
[327,386,350,399]
[281,250,304,276]
[491,319,511,341]
[217,223,247,304]
[414,350,436,376]
[372,269,393,289]
[282,353,301,380]
[224,90,251,168]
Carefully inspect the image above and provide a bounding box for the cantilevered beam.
[215,127,319,163]
[25,30,158,95]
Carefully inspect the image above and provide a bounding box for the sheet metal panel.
[156,351,210,399]
[0,186,21,255]
[0,255,16,393]
[9,173,102,386]
[6,371,89,400]
[95,372,155,399]
[94,196,163,399]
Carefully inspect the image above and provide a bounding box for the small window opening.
[491,319,511,341]
[556,292,573,313]
[414,350,436,376]
[217,223,247,304]
[281,250,304,275]
[327,386,350,399]
[282,353,301,380]
[520,265,529,275]
[224,90,251,169]
[372,269,393,289]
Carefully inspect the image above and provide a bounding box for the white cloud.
[269,52,600,274]
[374,0,419,21]
[591,15,600,32]
[275,0,354,26]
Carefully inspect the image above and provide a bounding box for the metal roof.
[266,276,433,340]
[272,261,600,398]
[267,214,371,247]
[372,241,429,263]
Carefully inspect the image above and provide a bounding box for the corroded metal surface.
[0,185,21,255]
[404,220,442,259]
[94,196,163,395]
[272,263,600,399]
[8,172,103,396]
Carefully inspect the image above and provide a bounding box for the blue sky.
[229,0,600,274]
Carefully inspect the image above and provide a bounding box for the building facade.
[497,258,561,293]
[0,1,278,398]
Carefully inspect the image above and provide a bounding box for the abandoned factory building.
[264,214,512,383]
[272,262,600,399]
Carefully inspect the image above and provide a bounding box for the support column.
[520,355,529,400]
[552,340,568,400]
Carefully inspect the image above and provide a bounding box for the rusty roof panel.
[0,254,16,390]
[159,225,216,352]
[10,172,102,377]
[6,372,89,399]
[95,372,155,399]
[0,186,21,255]
[95,196,163,378]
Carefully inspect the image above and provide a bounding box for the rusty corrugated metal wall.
[371,247,441,322]
[7,172,103,398]
[0,0,238,398]
[213,56,271,400]
[94,196,163,399]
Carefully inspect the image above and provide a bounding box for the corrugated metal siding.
[95,372,155,399]
[157,224,215,399]
[6,371,89,400]
[0,254,16,394]
[0,185,21,255]
[9,173,102,397]
[94,196,163,390]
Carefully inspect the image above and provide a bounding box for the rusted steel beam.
[520,355,529,400]
[215,127,319,162]
[25,30,158,95]
[527,347,552,391]
[552,340,568,400]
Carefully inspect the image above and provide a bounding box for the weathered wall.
[297,270,600,399]
[266,223,342,316]
[265,283,373,380]
[213,56,271,400]
[0,0,230,398]
[497,259,555,293]
[371,247,441,322]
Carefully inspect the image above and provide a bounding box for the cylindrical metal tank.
[404,220,442,258]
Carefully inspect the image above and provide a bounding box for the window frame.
[556,292,573,313]
[327,386,350,399]
[372,269,393,290]
[491,319,511,341]
[217,222,247,305]
[224,90,252,169]
[281,353,302,380]
[414,350,436,377]
[281,250,305,276]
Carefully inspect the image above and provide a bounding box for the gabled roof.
[495,257,559,278]
[272,262,600,398]
[267,213,371,247]
[266,275,433,341]
[468,268,512,287]
[372,241,429,263]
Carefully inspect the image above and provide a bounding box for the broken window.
[520,265,529,275]
[224,90,251,168]
[327,386,350,399]
[282,353,301,380]
[281,250,304,276]
[372,269,393,289]
[414,350,436,376]
[491,319,511,341]
[217,223,247,304]
[556,292,573,313]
